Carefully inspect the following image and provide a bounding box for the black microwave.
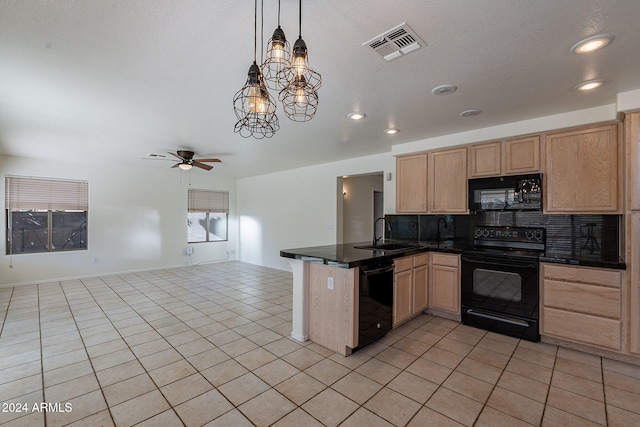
[468,173,542,212]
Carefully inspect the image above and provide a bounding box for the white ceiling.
[1,0,640,178]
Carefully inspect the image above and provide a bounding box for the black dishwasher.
[356,260,394,351]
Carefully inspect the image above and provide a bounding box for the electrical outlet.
[327,277,334,290]
[184,246,193,255]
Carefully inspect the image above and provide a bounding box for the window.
[5,175,88,254]
[187,189,228,243]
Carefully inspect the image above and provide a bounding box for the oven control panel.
[473,226,545,243]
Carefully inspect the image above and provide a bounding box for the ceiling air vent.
[363,22,425,62]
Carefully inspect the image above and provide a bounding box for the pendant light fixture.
[262,0,291,90]
[279,0,322,122]
[233,0,279,139]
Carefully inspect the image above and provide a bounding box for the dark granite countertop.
[279,240,464,268]
[281,241,626,270]
[539,252,626,270]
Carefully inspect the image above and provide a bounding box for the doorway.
[337,173,384,244]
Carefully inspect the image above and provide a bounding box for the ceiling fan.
[168,150,221,171]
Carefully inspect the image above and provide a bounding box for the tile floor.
[0,261,639,426]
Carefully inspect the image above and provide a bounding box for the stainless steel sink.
[354,243,421,252]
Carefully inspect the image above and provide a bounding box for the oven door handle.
[462,256,537,269]
[465,308,531,327]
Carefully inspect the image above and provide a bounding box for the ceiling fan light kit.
[169,150,221,171]
[234,0,321,138]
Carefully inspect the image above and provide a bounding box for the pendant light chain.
[278,0,322,122]
[263,0,291,90]
[232,0,279,138]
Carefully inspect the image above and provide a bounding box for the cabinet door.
[545,124,620,213]
[413,264,428,313]
[626,113,640,211]
[393,269,413,326]
[541,263,622,351]
[429,254,460,315]
[469,141,501,177]
[503,136,541,174]
[396,153,428,213]
[428,147,468,213]
[629,214,640,355]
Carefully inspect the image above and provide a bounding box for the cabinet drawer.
[544,279,621,319]
[413,253,428,267]
[543,264,621,288]
[394,256,413,272]
[431,253,459,268]
[543,307,621,350]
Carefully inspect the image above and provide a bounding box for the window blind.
[5,176,89,211]
[188,189,229,213]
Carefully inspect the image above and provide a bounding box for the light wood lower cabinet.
[541,263,623,351]
[308,263,358,356]
[393,253,428,327]
[428,253,460,317]
[628,213,640,355]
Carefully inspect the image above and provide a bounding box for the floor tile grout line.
[80,269,297,426]
[57,278,119,427]
[37,283,47,427]
[601,355,609,427]
[0,287,14,343]
[5,263,640,426]
[79,275,199,426]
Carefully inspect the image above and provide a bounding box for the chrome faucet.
[372,217,389,246]
[436,217,447,242]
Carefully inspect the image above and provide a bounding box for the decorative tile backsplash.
[386,212,621,261]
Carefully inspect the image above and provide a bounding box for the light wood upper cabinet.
[469,136,542,178]
[396,153,428,213]
[626,112,640,211]
[545,124,620,213]
[503,136,542,175]
[428,147,468,213]
[469,141,501,177]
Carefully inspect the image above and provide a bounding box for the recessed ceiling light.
[574,79,605,91]
[570,34,614,54]
[347,112,366,120]
[431,84,458,95]
[384,128,399,134]
[460,109,481,118]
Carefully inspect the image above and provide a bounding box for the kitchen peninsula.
[281,230,626,357]
[280,241,460,355]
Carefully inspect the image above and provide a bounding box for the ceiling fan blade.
[168,151,186,161]
[171,163,180,168]
[193,161,213,171]
[193,158,222,163]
